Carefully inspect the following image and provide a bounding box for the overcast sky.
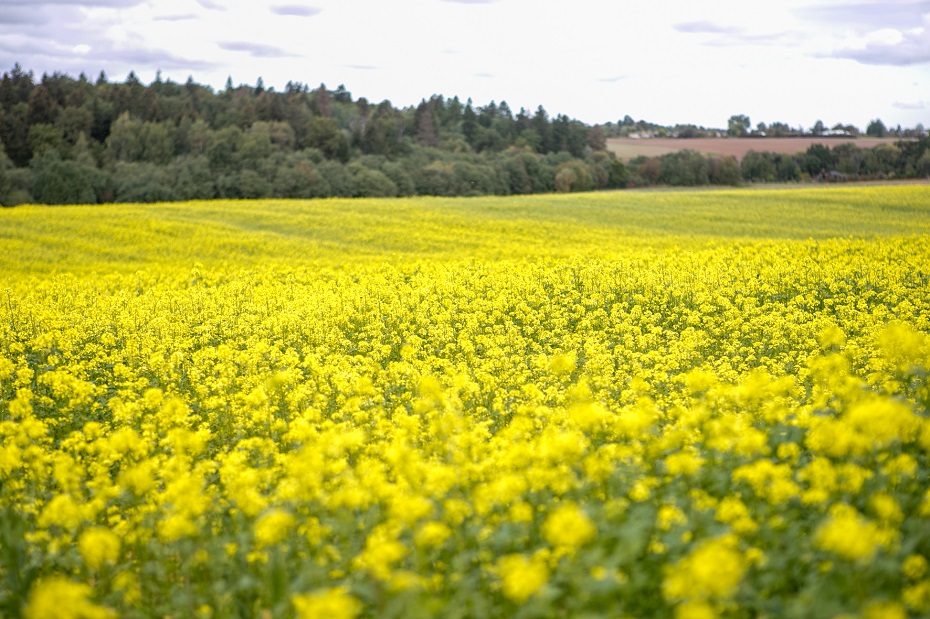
[1,0,928,129]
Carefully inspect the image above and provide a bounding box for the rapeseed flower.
[497,554,549,602]
[24,577,114,619]
[815,504,884,562]
[543,502,596,550]
[904,555,928,580]
[293,587,362,619]
[77,527,120,570]
[663,535,747,601]
[414,521,452,548]
[253,509,295,548]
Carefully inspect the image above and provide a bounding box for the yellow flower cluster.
[497,553,550,602]
[663,534,747,602]
[24,578,115,619]
[292,587,361,619]
[543,502,596,551]
[2,186,930,617]
[813,502,900,564]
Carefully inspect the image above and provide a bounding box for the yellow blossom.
[657,504,688,531]
[663,535,747,602]
[293,587,362,619]
[715,497,757,535]
[675,599,717,619]
[548,352,576,376]
[863,600,907,619]
[78,527,120,570]
[903,555,928,581]
[415,521,452,549]
[254,509,295,548]
[497,554,549,603]
[814,504,885,562]
[24,577,115,619]
[543,502,596,550]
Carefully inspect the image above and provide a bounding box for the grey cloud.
[596,75,628,83]
[893,100,928,109]
[0,5,107,44]
[1,0,144,5]
[196,0,225,10]
[0,0,214,78]
[18,43,212,71]
[796,1,930,31]
[833,46,930,66]
[474,72,494,78]
[219,41,296,58]
[674,21,741,34]
[153,13,198,22]
[345,64,378,70]
[702,31,799,47]
[0,37,73,58]
[271,5,322,17]
[0,6,47,25]
[0,4,84,28]
[114,46,216,70]
[0,40,216,79]
[825,30,930,66]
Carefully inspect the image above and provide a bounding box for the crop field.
[2,186,930,618]
[607,137,908,161]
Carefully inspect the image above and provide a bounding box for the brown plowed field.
[607,137,907,161]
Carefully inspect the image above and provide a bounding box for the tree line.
[603,114,925,139]
[0,65,928,206]
[0,65,626,205]
[625,139,930,187]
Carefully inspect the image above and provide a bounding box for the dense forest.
[0,64,928,205]
[0,65,625,205]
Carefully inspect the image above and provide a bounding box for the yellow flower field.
[2,186,930,618]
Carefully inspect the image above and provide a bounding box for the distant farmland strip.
[608,136,908,161]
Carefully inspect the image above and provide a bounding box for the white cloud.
[865,28,905,46]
